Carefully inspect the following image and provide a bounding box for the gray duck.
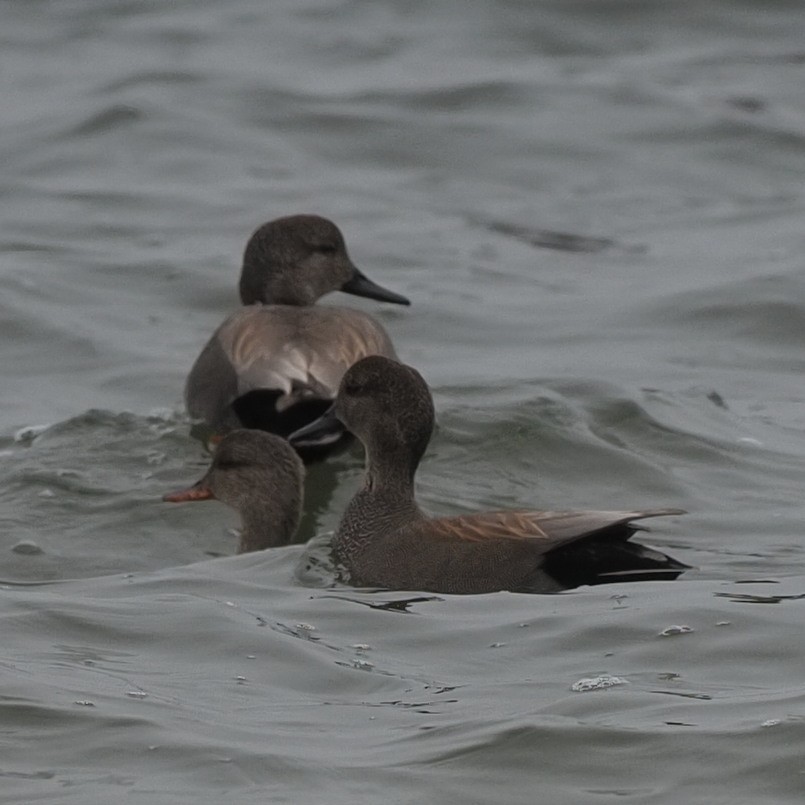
[163,429,304,553]
[290,356,689,594]
[185,214,409,461]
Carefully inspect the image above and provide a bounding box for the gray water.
[3,0,805,802]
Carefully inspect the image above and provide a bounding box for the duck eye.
[315,243,337,255]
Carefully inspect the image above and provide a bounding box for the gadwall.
[163,430,304,552]
[185,215,410,460]
[290,356,689,594]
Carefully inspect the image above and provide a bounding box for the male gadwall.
[163,430,304,552]
[291,356,689,594]
[185,215,410,460]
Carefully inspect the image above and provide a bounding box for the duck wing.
[419,508,687,591]
[425,508,686,555]
[185,305,398,428]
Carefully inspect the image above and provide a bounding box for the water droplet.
[716,621,731,627]
[489,642,506,648]
[296,622,316,631]
[762,719,781,728]
[572,675,628,692]
[74,700,95,707]
[351,643,371,651]
[659,625,693,637]
[126,691,148,699]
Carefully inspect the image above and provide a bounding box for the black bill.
[289,404,345,449]
[341,268,410,306]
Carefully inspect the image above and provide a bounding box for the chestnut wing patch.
[423,508,685,552]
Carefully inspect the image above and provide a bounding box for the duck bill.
[162,480,215,503]
[341,267,410,306]
[289,404,344,449]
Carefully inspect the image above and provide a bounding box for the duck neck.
[334,456,418,561]
[364,449,417,500]
[334,443,425,562]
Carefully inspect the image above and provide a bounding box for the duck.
[184,214,410,461]
[290,356,689,594]
[163,430,304,552]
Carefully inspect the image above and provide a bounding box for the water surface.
[3,1,805,802]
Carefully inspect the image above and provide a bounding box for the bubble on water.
[352,659,374,670]
[74,700,95,707]
[296,623,316,632]
[659,625,693,637]
[351,643,371,651]
[489,642,506,648]
[762,719,781,728]
[38,489,56,498]
[126,691,148,699]
[716,621,731,627]
[572,675,629,693]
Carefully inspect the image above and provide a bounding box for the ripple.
[68,104,145,137]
